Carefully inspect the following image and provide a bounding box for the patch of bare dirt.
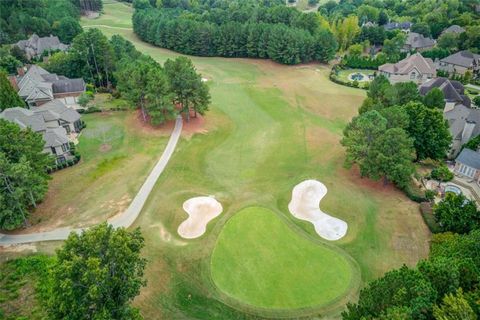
[99,143,112,152]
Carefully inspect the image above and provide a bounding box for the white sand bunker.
[177,196,223,239]
[288,180,348,241]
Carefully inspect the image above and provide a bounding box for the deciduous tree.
[48,223,146,320]
[434,193,480,234]
[0,70,24,111]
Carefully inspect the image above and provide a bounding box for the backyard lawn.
[2,2,431,319]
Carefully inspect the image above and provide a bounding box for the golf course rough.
[210,207,357,311]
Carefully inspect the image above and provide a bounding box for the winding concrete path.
[0,116,183,246]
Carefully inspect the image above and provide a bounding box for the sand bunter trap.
[177,196,223,239]
[288,180,348,241]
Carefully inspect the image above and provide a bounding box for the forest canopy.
[132,0,338,64]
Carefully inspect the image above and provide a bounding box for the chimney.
[17,67,25,76]
[462,120,476,144]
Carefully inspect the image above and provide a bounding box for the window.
[63,125,71,134]
[410,72,416,79]
[50,147,57,155]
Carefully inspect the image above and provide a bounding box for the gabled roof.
[456,148,480,170]
[405,32,436,49]
[0,107,46,132]
[379,53,436,75]
[442,25,465,35]
[16,65,85,103]
[32,100,81,123]
[15,34,68,58]
[440,50,480,68]
[445,105,480,140]
[419,77,470,106]
[43,127,69,148]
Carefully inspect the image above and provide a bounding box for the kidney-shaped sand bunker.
[288,180,348,241]
[177,196,223,239]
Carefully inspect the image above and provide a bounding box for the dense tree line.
[132,2,338,64]
[319,0,479,38]
[0,0,84,45]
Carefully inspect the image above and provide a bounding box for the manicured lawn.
[23,111,169,231]
[211,207,358,311]
[82,0,133,29]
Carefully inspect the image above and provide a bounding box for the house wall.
[454,162,480,180]
[53,92,84,106]
[437,63,471,75]
[382,71,434,84]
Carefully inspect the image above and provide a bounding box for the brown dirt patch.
[130,109,208,138]
[99,143,112,152]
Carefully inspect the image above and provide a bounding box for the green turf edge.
[205,206,362,319]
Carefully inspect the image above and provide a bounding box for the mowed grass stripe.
[211,207,356,309]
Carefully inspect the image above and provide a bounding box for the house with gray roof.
[379,53,436,84]
[31,100,82,134]
[437,50,480,76]
[419,78,471,109]
[441,25,466,36]
[454,148,480,181]
[403,32,436,52]
[444,105,480,158]
[15,34,69,60]
[0,102,83,164]
[15,65,85,107]
[384,22,412,33]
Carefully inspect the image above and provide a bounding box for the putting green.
[211,207,357,310]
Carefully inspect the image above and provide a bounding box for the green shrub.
[430,165,454,182]
[425,189,437,201]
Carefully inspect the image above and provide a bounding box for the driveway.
[0,116,183,246]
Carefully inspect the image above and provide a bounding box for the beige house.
[437,50,480,76]
[379,53,436,84]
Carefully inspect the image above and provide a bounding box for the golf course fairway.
[211,207,359,311]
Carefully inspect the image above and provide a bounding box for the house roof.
[43,127,69,148]
[384,22,412,30]
[0,107,46,132]
[52,78,86,94]
[379,53,436,75]
[445,105,480,140]
[16,65,85,103]
[419,77,470,107]
[456,148,480,170]
[32,99,81,123]
[405,32,436,49]
[440,50,480,68]
[442,25,466,35]
[15,34,68,58]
